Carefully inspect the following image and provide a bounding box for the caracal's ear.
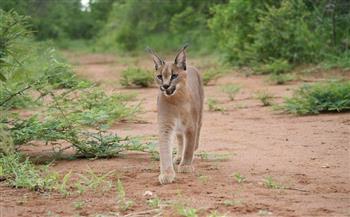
[174,44,188,70]
[146,47,164,70]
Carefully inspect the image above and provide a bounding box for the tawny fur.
[148,46,204,184]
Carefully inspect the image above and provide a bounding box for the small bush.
[120,68,154,88]
[255,91,274,106]
[280,80,350,115]
[221,84,240,100]
[268,73,294,85]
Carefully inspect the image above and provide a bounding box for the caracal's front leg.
[173,133,184,165]
[178,127,196,173]
[158,123,176,184]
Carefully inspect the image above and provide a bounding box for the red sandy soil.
[1,53,349,217]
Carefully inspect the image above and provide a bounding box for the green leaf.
[0,73,6,82]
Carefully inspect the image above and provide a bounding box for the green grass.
[207,98,224,112]
[255,91,274,106]
[116,179,134,211]
[73,200,85,210]
[0,153,59,191]
[147,197,162,208]
[0,153,120,194]
[221,84,241,100]
[280,80,350,115]
[232,172,246,184]
[120,67,154,88]
[177,206,198,217]
[263,176,284,189]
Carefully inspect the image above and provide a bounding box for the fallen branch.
[285,187,310,193]
[123,208,161,217]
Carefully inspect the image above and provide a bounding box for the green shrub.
[250,0,322,64]
[209,0,349,67]
[280,80,350,115]
[202,69,223,86]
[120,68,154,88]
[66,89,138,126]
[254,59,292,75]
[0,84,38,109]
[221,84,240,100]
[0,10,30,82]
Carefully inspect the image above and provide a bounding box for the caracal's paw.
[173,156,181,165]
[158,171,176,185]
[177,164,194,173]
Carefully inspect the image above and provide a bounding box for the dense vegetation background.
[1,0,349,67]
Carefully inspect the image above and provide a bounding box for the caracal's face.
[155,62,186,97]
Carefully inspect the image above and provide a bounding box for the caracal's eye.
[157,74,162,80]
[171,74,178,80]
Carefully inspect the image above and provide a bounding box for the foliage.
[0,10,85,110]
[254,59,292,75]
[0,0,112,40]
[96,0,217,52]
[280,80,350,115]
[120,68,154,88]
[255,91,274,106]
[0,84,37,109]
[209,0,350,67]
[51,88,138,127]
[221,84,240,100]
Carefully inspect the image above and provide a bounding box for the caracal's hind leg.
[174,133,184,165]
[178,128,195,173]
[194,121,202,151]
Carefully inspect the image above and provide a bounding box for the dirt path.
[1,53,349,217]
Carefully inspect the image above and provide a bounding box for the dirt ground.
[1,53,349,217]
